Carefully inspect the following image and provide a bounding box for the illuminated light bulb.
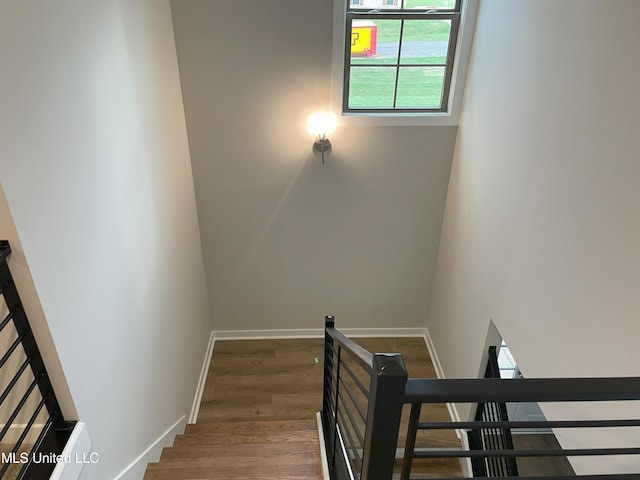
[307,112,337,140]
[307,112,337,164]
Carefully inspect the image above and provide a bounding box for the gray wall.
[171,0,457,331]
[0,1,211,478]
[427,0,640,473]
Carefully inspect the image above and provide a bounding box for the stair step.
[144,463,322,480]
[147,417,323,479]
[184,418,317,433]
[173,429,319,447]
[161,434,319,461]
[158,441,320,462]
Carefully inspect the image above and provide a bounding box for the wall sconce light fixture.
[307,111,337,164]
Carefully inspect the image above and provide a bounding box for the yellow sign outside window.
[351,21,378,57]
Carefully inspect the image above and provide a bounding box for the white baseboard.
[50,422,91,480]
[423,328,461,421]
[315,412,330,480]
[423,328,447,381]
[424,328,472,477]
[213,328,324,340]
[189,331,215,424]
[113,416,186,480]
[341,327,427,338]
[212,327,428,340]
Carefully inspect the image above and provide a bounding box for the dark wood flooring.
[144,337,463,479]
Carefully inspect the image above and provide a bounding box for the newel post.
[360,353,408,480]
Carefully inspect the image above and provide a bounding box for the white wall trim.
[341,328,426,338]
[315,411,330,480]
[212,328,428,341]
[189,331,215,424]
[113,416,186,480]
[50,422,91,480]
[423,328,461,424]
[423,328,472,477]
[213,329,324,340]
[423,328,447,382]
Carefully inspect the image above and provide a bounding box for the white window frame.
[331,0,479,126]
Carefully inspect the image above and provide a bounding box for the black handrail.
[0,240,75,479]
[322,317,640,480]
[404,376,640,403]
[326,324,374,371]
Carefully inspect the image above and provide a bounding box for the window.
[332,0,477,125]
[341,0,464,116]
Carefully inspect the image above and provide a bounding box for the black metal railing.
[0,240,75,479]
[322,316,640,480]
[466,345,519,476]
[322,316,407,480]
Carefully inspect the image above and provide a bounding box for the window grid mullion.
[392,19,405,109]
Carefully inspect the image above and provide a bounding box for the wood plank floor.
[144,337,462,480]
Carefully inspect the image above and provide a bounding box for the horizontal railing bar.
[326,327,373,371]
[11,395,47,458]
[330,366,339,395]
[0,376,40,442]
[337,390,365,448]
[335,422,358,480]
[325,365,335,384]
[405,378,640,403]
[419,419,640,430]
[0,307,16,332]
[406,476,640,480]
[0,355,32,405]
[0,458,9,477]
[0,334,24,370]
[336,403,363,471]
[414,447,640,458]
[340,359,370,398]
[323,385,333,406]
[338,375,367,423]
[16,416,54,480]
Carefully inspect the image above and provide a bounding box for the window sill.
[337,111,460,127]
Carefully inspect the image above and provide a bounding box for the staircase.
[144,336,459,479]
[144,338,326,480]
[145,417,322,479]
